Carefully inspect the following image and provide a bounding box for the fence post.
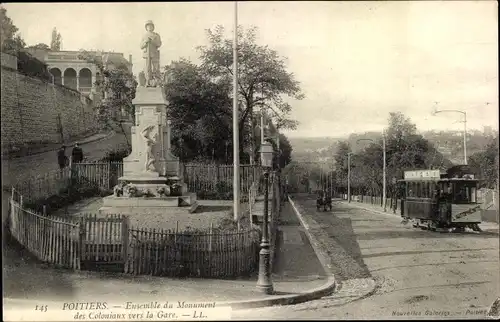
[107,162,111,190]
[77,218,84,270]
[122,215,130,270]
[209,222,213,252]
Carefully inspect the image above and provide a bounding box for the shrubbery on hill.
[15,51,53,82]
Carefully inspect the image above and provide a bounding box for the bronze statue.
[141,20,162,87]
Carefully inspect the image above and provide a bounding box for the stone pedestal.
[99,86,197,216]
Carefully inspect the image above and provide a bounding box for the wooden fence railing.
[183,163,262,194]
[80,213,128,264]
[13,168,72,204]
[125,227,260,278]
[9,192,81,270]
[9,189,261,278]
[71,161,123,190]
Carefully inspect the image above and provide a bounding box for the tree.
[78,50,137,148]
[50,27,62,51]
[163,58,233,163]
[197,25,303,160]
[332,140,352,187]
[27,43,50,50]
[468,135,499,189]
[1,6,25,54]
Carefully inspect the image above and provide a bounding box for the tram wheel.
[471,224,482,232]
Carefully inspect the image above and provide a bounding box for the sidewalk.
[3,199,333,309]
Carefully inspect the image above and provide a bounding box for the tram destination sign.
[404,169,441,180]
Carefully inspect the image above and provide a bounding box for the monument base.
[99,193,199,215]
[117,174,188,197]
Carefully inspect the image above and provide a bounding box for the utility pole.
[232,1,240,222]
[382,131,387,211]
[347,152,352,203]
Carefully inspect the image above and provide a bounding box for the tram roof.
[398,177,479,182]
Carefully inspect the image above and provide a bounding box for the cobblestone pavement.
[232,196,499,320]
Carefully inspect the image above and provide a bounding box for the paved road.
[1,132,128,188]
[234,195,499,320]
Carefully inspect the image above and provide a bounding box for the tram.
[398,165,482,232]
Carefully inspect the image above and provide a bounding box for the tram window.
[422,182,429,198]
[408,182,414,197]
[429,182,437,197]
[452,183,475,204]
[470,186,477,203]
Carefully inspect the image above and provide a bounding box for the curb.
[217,196,338,310]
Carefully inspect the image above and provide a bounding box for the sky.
[4,1,499,138]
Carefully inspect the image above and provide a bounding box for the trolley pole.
[432,107,477,165]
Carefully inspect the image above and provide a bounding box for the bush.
[16,51,53,82]
[101,148,131,162]
[22,182,101,215]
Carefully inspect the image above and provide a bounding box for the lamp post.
[347,152,353,203]
[432,108,468,165]
[257,142,274,294]
[356,131,387,211]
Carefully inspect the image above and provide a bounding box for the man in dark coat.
[57,146,67,170]
[71,143,84,164]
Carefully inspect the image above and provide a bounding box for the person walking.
[71,143,84,164]
[57,146,68,170]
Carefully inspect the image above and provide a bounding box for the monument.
[99,20,197,215]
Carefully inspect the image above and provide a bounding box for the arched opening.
[49,68,62,85]
[63,68,77,89]
[79,68,92,94]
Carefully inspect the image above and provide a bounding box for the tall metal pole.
[260,110,265,144]
[463,112,467,165]
[232,1,240,221]
[347,153,351,203]
[382,132,387,211]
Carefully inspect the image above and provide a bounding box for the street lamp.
[432,108,468,165]
[256,142,274,294]
[356,131,387,212]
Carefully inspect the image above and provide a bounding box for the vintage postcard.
[1,1,499,321]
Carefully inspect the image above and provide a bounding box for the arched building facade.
[25,49,132,102]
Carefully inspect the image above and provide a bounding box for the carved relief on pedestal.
[141,125,157,172]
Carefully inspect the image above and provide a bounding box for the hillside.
[289,129,498,166]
